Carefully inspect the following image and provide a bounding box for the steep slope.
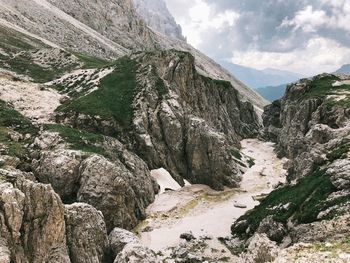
[231,74,350,248]
[0,0,267,109]
[133,0,185,41]
[54,50,261,190]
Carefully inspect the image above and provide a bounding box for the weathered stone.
[108,228,141,258]
[77,155,156,231]
[65,203,108,263]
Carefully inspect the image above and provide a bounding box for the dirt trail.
[136,139,288,252]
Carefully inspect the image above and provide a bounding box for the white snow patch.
[151,168,181,194]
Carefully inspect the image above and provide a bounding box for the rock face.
[65,203,108,263]
[56,50,261,190]
[263,74,350,180]
[109,228,159,263]
[133,0,185,41]
[33,135,158,231]
[232,74,350,248]
[0,0,267,109]
[0,169,71,263]
[78,155,157,231]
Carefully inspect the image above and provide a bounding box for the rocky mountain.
[231,73,350,255]
[0,0,266,261]
[0,0,267,109]
[255,83,287,102]
[220,60,304,89]
[132,0,185,41]
[335,64,350,74]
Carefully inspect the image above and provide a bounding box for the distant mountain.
[255,84,287,102]
[219,61,304,89]
[334,64,350,74]
[133,0,185,41]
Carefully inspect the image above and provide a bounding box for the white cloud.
[281,5,328,32]
[230,37,350,75]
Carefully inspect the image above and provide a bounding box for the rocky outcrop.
[56,50,261,190]
[0,169,70,263]
[78,155,157,231]
[232,74,350,249]
[65,203,108,263]
[263,74,350,180]
[109,228,159,263]
[133,0,185,41]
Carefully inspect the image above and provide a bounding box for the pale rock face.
[240,234,279,263]
[64,203,108,263]
[108,228,141,257]
[77,154,157,231]
[0,170,71,262]
[109,228,160,263]
[132,0,185,41]
[33,149,88,202]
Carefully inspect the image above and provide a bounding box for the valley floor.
[135,139,288,260]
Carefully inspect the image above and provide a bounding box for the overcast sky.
[164,0,350,75]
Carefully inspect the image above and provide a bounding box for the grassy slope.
[0,100,37,158]
[233,168,350,239]
[303,75,350,107]
[57,57,139,128]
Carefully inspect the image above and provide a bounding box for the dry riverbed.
[135,139,288,260]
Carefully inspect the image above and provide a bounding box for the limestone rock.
[113,244,159,263]
[257,216,287,243]
[77,155,156,231]
[65,203,108,263]
[327,159,350,190]
[0,171,71,262]
[108,228,141,258]
[241,234,279,263]
[33,149,87,202]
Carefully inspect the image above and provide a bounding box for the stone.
[108,228,141,258]
[65,203,108,263]
[77,154,157,231]
[113,244,160,263]
[180,232,195,241]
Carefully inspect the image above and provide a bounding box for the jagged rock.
[327,159,350,190]
[108,228,141,258]
[33,149,87,202]
[180,232,195,241]
[133,0,185,41]
[0,170,71,262]
[257,216,287,243]
[65,203,108,263]
[113,243,160,263]
[240,234,279,263]
[290,214,350,243]
[77,154,157,231]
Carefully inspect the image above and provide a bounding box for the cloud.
[164,0,350,75]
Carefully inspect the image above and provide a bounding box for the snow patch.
[151,168,181,194]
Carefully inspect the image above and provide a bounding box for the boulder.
[65,203,108,263]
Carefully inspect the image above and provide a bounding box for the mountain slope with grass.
[231,74,350,256]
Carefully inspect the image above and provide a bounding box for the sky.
[164,0,350,75]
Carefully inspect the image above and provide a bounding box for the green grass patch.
[0,100,37,158]
[57,56,139,128]
[44,124,108,156]
[233,169,338,238]
[231,148,242,160]
[302,75,350,107]
[0,100,37,136]
[73,52,111,69]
